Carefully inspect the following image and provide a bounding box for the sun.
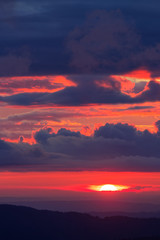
[100,184,118,191]
[89,184,129,192]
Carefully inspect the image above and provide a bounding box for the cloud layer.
[0,1,160,175]
[0,7,160,107]
[1,77,160,106]
[0,122,160,172]
[0,3,160,76]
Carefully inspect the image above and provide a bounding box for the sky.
[0,0,160,210]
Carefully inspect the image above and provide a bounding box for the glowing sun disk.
[100,184,129,191]
[89,184,129,192]
[100,184,118,191]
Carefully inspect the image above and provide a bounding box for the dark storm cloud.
[0,122,160,171]
[0,1,160,76]
[1,5,160,105]
[0,52,31,77]
[67,10,141,74]
[67,9,160,76]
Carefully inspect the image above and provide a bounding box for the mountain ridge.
[0,204,160,240]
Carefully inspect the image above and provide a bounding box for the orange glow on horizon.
[0,172,159,199]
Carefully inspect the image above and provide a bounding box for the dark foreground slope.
[0,205,160,240]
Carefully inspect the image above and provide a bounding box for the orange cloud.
[124,69,151,80]
[0,75,76,95]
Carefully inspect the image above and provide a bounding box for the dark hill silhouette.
[0,204,160,240]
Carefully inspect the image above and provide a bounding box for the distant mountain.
[90,211,160,218]
[0,204,160,240]
[2,199,160,213]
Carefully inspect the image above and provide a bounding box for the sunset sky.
[0,0,160,208]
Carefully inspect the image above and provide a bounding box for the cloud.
[67,10,141,74]
[0,122,160,171]
[34,128,55,144]
[67,10,160,77]
[1,77,160,106]
[0,51,31,77]
[0,109,84,140]
[132,81,146,94]
[34,128,81,144]
[0,139,64,169]
[129,185,152,191]
[121,106,154,111]
[3,109,83,122]
[40,79,133,106]
[136,80,160,102]
[94,122,138,140]
[0,0,16,17]
[0,2,160,76]
[155,120,160,133]
[0,78,63,94]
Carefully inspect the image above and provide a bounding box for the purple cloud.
[0,122,160,171]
